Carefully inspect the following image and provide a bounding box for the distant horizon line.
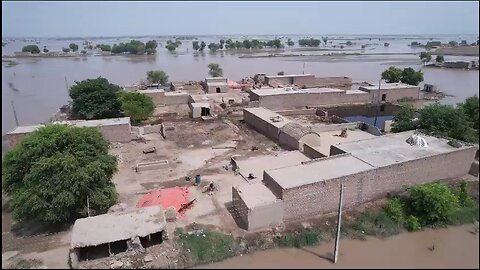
[3,33,479,40]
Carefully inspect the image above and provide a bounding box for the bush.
[2,125,118,224]
[384,198,406,224]
[119,92,155,122]
[276,229,321,248]
[448,206,479,225]
[177,230,234,264]
[347,210,402,238]
[22,45,40,54]
[405,215,420,231]
[406,182,460,225]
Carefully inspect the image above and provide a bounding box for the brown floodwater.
[204,225,479,269]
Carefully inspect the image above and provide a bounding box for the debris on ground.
[142,147,156,154]
[247,173,256,180]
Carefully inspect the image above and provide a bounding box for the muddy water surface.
[204,225,479,269]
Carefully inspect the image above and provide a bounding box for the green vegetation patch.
[176,229,235,264]
[275,229,321,248]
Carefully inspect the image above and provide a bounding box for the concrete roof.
[191,102,211,108]
[233,151,311,181]
[206,82,228,86]
[359,83,418,91]
[7,117,131,135]
[206,77,227,81]
[306,129,377,157]
[265,154,374,190]
[333,130,471,168]
[234,182,279,209]
[190,92,248,103]
[265,74,313,78]
[345,89,369,95]
[70,206,166,249]
[250,87,345,97]
[243,107,292,128]
[138,89,165,94]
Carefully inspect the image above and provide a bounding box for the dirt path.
[204,224,479,269]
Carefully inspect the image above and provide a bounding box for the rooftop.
[7,117,131,135]
[265,74,314,78]
[190,92,248,103]
[70,206,166,249]
[265,154,374,190]
[345,89,369,95]
[333,130,471,168]
[234,182,279,209]
[359,83,418,91]
[243,107,292,128]
[191,102,211,108]
[138,89,165,94]
[250,87,345,97]
[307,128,377,156]
[206,81,228,86]
[232,151,311,181]
[205,77,227,81]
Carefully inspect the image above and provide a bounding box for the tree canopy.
[119,92,155,122]
[2,124,118,224]
[112,40,147,54]
[435,55,444,63]
[208,63,223,77]
[22,45,40,54]
[400,67,424,86]
[69,43,79,52]
[390,96,479,143]
[192,41,200,51]
[420,51,431,63]
[146,70,169,86]
[298,38,321,47]
[287,39,295,46]
[69,77,123,120]
[381,66,403,83]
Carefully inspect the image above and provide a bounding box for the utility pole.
[11,100,19,126]
[302,62,306,74]
[373,79,381,127]
[333,183,344,264]
[86,195,90,217]
[65,76,69,92]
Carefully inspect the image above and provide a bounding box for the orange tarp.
[136,186,191,217]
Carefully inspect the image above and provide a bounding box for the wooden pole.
[333,183,344,263]
[87,195,90,217]
[11,101,19,126]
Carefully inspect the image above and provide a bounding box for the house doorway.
[201,107,210,116]
[381,94,387,101]
[216,87,221,93]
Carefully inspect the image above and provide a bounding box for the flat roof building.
[204,77,228,93]
[359,82,420,103]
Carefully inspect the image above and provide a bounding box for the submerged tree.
[146,70,169,86]
[435,55,444,63]
[420,51,431,64]
[2,124,118,224]
[400,67,424,86]
[381,66,403,83]
[22,45,40,54]
[69,43,79,52]
[208,63,223,77]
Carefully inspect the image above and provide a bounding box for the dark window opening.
[381,94,387,101]
[201,107,210,116]
[216,87,221,93]
[140,231,164,249]
[79,239,128,261]
[380,104,386,112]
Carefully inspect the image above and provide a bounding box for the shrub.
[405,215,420,231]
[406,182,460,225]
[177,230,234,264]
[22,45,40,54]
[384,198,406,224]
[275,229,321,248]
[119,92,155,122]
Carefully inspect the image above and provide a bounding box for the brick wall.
[164,93,190,105]
[98,123,131,143]
[368,87,420,103]
[243,110,281,141]
[280,146,477,220]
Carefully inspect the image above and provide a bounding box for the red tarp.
[136,186,191,217]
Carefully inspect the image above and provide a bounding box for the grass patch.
[275,229,321,248]
[176,229,235,264]
[343,210,403,239]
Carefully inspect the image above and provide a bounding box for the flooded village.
[2,1,480,269]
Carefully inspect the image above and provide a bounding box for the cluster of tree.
[298,38,321,47]
[69,77,158,122]
[435,55,444,63]
[69,43,79,52]
[111,40,157,55]
[165,40,181,52]
[391,95,479,143]
[287,39,295,46]
[384,42,390,47]
[208,63,223,77]
[2,124,118,224]
[345,41,353,46]
[381,66,424,86]
[410,41,421,46]
[192,41,207,52]
[22,45,40,54]
[96,44,112,52]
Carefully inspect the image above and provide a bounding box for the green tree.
[273,39,282,49]
[448,40,458,47]
[22,45,40,54]
[435,55,444,63]
[458,95,479,130]
[400,67,424,86]
[192,41,200,51]
[219,39,225,49]
[243,40,252,49]
[346,41,353,46]
[43,46,49,53]
[81,50,87,54]
[391,104,417,133]
[208,63,223,77]
[381,66,403,83]
[99,44,111,52]
[199,41,206,52]
[146,70,169,86]
[406,182,460,225]
[322,36,328,45]
[460,40,467,46]
[69,43,79,52]
[287,39,295,46]
[420,51,431,64]
[119,92,155,122]
[145,40,158,50]
[69,77,123,120]
[2,124,118,224]
[166,43,177,52]
[418,102,477,143]
[62,47,71,53]
[208,43,219,52]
